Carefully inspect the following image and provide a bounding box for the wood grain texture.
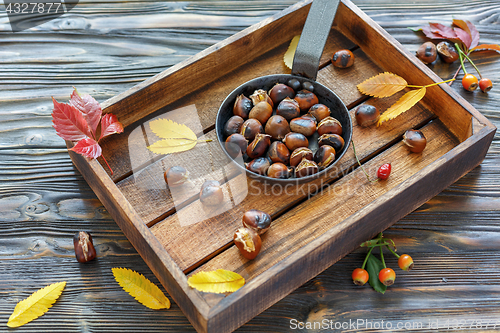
[0,0,499,332]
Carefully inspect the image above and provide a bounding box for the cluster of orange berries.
[351,233,414,287]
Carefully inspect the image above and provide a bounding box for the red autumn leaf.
[411,25,446,40]
[70,89,102,136]
[454,27,472,50]
[453,19,480,49]
[70,138,102,159]
[429,22,457,40]
[52,97,93,141]
[470,44,500,54]
[99,113,124,140]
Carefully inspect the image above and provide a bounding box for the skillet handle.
[291,0,341,80]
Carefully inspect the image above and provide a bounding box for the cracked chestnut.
[234,227,262,260]
[317,116,342,136]
[290,116,317,137]
[233,94,252,118]
[199,180,224,206]
[437,41,459,63]
[268,141,290,165]
[283,132,309,151]
[247,133,271,159]
[294,89,319,112]
[295,158,319,178]
[225,133,248,158]
[74,231,97,263]
[269,83,295,105]
[245,157,271,175]
[242,209,272,235]
[249,101,273,124]
[265,115,290,141]
[240,118,263,141]
[289,147,313,168]
[276,97,301,121]
[223,115,244,137]
[250,89,274,108]
[314,145,336,169]
[403,129,427,153]
[318,133,344,153]
[164,166,189,186]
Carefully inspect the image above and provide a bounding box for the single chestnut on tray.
[242,209,272,235]
[234,227,262,260]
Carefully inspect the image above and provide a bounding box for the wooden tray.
[67,0,496,332]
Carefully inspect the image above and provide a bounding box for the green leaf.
[366,254,387,294]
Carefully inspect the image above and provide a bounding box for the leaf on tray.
[378,87,426,125]
[187,269,245,293]
[112,268,171,310]
[99,113,124,141]
[470,44,500,54]
[147,118,198,155]
[283,35,300,70]
[7,281,66,328]
[365,254,387,294]
[70,137,102,159]
[357,72,408,98]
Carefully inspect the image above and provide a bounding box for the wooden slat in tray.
[149,88,434,272]
[100,29,355,182]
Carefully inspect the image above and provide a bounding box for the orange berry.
[378,268,396,286]
[462,74,478,92]
[398,254,414,271]
[352,268,369,286]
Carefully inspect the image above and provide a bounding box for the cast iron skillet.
[215,0,352,185]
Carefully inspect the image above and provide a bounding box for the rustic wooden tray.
[67,0,496,332]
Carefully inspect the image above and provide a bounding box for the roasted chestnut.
[294,89,319,112]
[164,166,189,186]
[240,118,263,141]
[416,41,437,64]
[302,81,314,92]
[332,49,355,68]
[287,78,301,91]
[318,133,344,153]
[267,162,293,179]
[233,94,252,118]
[355,104,380,127]
[437,41,459,63]
[314,145,336,169]
[268,141,290,165]
[246,133,271,159]
[269,83,295,105]
[250,89,274,108]
[308,103,330,122]
[295,158,319,178]
[403,129,427,153]
[249,101,273,125]
[289,147,314,168]
[242,209,272,235]
[276,97,301,121]
[73,231,97,263]
[282,132,309,151]
[245,157,271,175]
[317,116,342,136]
[289,116,317,137]
[234,227,262,260]
[225,133,248,157]
[223,115,245,137]
[199,180,224,206]
[265,115,290,140]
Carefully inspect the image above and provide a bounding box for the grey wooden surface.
[1,0,499,332]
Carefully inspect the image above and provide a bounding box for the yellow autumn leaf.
[147,118,198,154]
[357,72,408,98]
[7,281,66,328]
[187,269,245,294]
[112,268,170,310]
[378,87,426,125]
[283,35,300,69]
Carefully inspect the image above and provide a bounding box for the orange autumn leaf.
[357,72,408,98]
[378,87,426,125]
[470,44,500,54]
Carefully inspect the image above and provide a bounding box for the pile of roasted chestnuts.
[223,80,346,179]
[233,209,272,260]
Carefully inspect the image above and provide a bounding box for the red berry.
[352,268,369,286]
[378,268,396,286]
[462,74,478,92]
[398,254,414,271]
[377,163,391,180]
[479,78,493,93]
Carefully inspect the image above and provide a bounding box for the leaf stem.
[101,154,114,175]
[456,43,468,75]
[379,242,386,269]
[385,245,400,258]
[351,140,378,183]
[459,48,483,79]
[361,246,375,270]
[406,78,455,89]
